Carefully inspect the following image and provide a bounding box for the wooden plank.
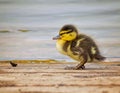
[0,61,120,93]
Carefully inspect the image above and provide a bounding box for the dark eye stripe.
[60,30,73,35]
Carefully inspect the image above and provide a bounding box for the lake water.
[0,0,120,61]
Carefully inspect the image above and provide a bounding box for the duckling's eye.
[66,30,73,34]
[60,29,73,36]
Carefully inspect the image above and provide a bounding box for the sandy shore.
[0,60,120,93]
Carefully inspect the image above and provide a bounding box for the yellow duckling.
[53,24,105,70]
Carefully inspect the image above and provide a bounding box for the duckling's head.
[53,24,78,41]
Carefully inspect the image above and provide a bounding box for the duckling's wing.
[72,34,105,61]
[78,35,106,61]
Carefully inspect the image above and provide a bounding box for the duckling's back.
[70,34,105,62]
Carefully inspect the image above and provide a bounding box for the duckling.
[53,24,105,70]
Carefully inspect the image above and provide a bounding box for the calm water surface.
[0,0,120,61]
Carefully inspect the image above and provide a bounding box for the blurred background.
[0,0,120,61]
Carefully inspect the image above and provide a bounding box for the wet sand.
[0,60,120,93]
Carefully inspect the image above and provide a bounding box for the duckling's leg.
[65,49,88,70]
[74,54,87,70]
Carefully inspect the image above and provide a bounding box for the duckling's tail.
[95,54,106,61]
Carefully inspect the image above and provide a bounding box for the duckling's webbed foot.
[75,65,85,70]
[64,65,85,70]
[64,66,76,70]
[80,65,85,69]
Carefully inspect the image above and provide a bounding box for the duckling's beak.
[53,35,61,40]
